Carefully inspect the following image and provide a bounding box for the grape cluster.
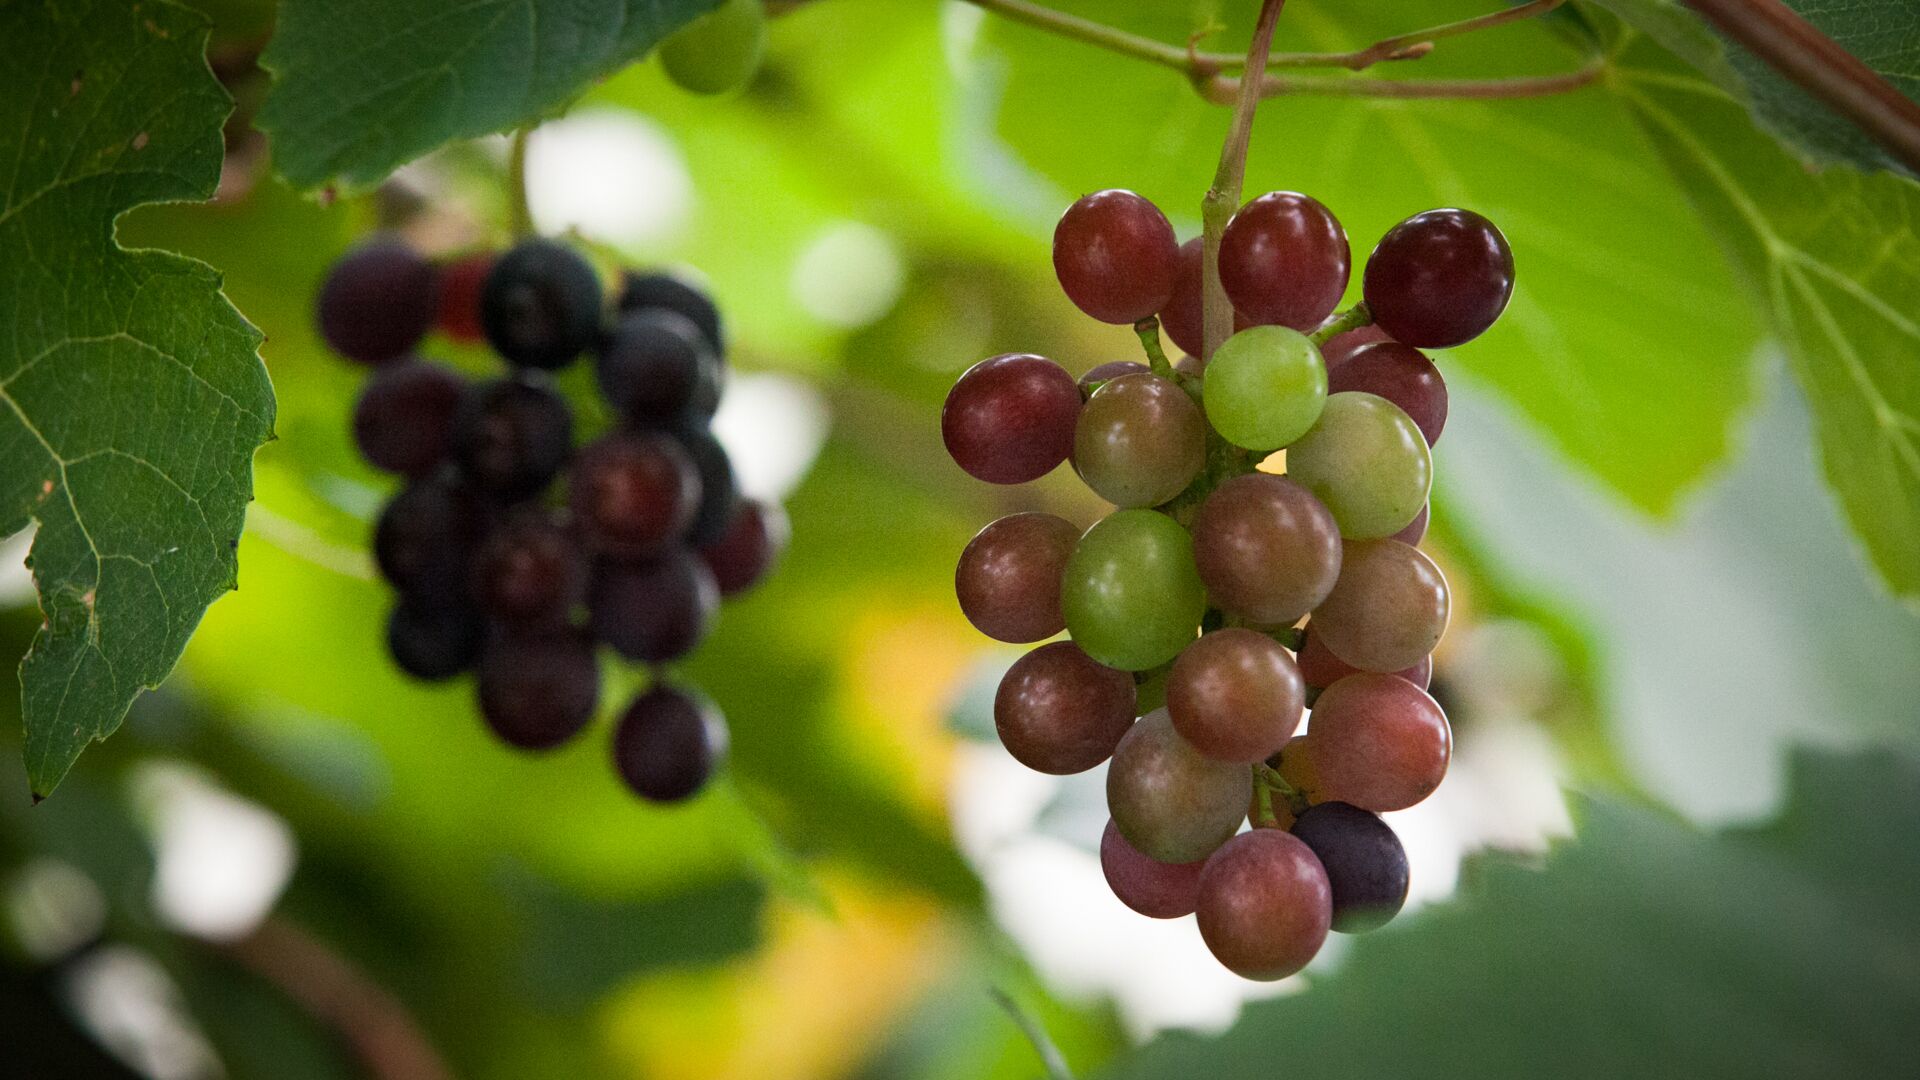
[316,236,787,803]
[948,189,1514,979]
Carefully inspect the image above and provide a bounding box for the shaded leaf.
[260,0,725,189]
[0,0,275,797]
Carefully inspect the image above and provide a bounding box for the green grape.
[1061,510,1206,671]
[660,0,768,95]
[1075,373,1207,507]
[1202,325,1327,451]
[1107,709,1252,863]
[1285,391,1430,538]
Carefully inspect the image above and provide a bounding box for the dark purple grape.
[569,432,700,559]
[386,599,483,680]
[436,251,493,344]
[1289,802,1409,933]
[451,376,574,501]
[700,499,787,596]
[954,512,1079,643]
[1100,818,1205,919]
[612,684,727,802]
[1078,360,1149,395]
[1327,342,1447,445]
[941,354,1081,485]
[352,361,466,476]
[595,308,723,423]
[480,238,604,369]
[589,551,718,662]
[471,509,585,625]
[675,425,738,548]
[373,478,489,601]
[1219,192,1349,331]
[1195,829,1331,980]
[617,269,724,354]
[1053,190,1179,324]
[316,237,438,366]
[1363,209,1514,348]
[475,631,600,750]
[994,641,1136,775]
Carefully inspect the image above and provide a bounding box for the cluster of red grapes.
[946,188,1513,979]
[314,235,786,802]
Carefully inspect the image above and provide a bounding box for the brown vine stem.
[1681,0,1920,174]
[1200,0,1286,360]
[222,916,453,1080]
[959,0,1566,76]
[1207,54,1608,104]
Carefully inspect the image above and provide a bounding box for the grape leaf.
[1595,0,1920,180]
[1610,33,1920,602]
[259,0,725,190]
[972,0,1759,516]
[1108,748,1920,1079]
[0,0,275,797]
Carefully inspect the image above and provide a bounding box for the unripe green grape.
[660,0,768,95]
[1202,325,1327,451]
[1285,391,1430,538]
[1107,709,1251,863]
[1061,510,1205,671]
[1075,373,1206,507]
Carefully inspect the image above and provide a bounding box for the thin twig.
[506,127,533,238]
[1681,0,1920,174]
[222,916,453,1080]
[1200,0,1286,359]
[1274,0,1567,71]
[988,986,1074,1080]
[1205,55,1607,104]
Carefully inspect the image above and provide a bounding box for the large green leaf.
[971,0,1758,516]
[0,0,275,798]
[259,0,724,189]
[1595,0,1920,179]
[1607,33,1920,601]
[1109,748,1920,1078]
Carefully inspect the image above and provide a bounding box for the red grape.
[1219,192,1349,331]
[1053,190,1179,324]
[1297,672,1450,811]
[569,431,701,559]
[941,354,1080,484]
[1311,539,1449,673]
[994,641,1136,774]
[1100,818,1205,918]
[435,252,493,343]
[1195,830,1331,980]
[1078,360,1148,394]
[1190,474,1341,624]
[1107,709,1251,863]
[1166,629,1304,764]
[1074,373,1206,508]
[1297,626,1431,691]
[1319,323,1392,368]
[1327,342,1447,445]
[1363,209,1514,348]
[955,512,1079,643]
[1390,503,1429,546]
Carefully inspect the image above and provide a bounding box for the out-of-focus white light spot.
[64,944,225,1080]
[942,1,987,72]
[526,110,693,247]
[711,373,831,501]
[134,762,296,942]
[5,857,106,962]
[1,525,34,607]
[790,221,905,328]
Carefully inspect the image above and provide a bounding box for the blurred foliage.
[5,0,1920,1077]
